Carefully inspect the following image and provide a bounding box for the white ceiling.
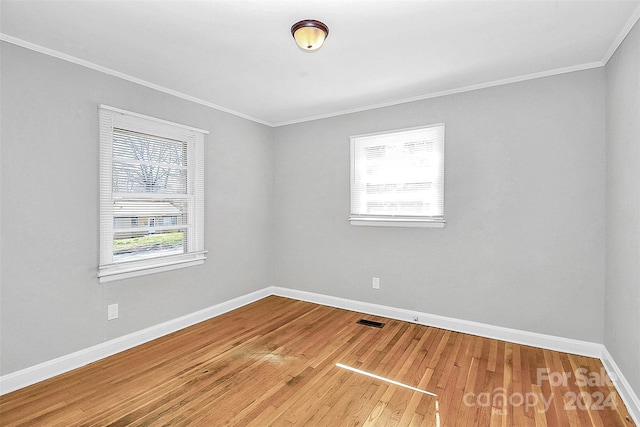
[2,0,639,126]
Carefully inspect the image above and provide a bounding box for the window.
[98,105,208,283]
[350,124,445,228]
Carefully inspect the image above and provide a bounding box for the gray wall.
[273,69,607,343]
[2,28,638,400]
[605,20,640,394]
[0,42,274,374]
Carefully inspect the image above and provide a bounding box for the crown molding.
[272,61,604,127]
[0,33,272,127]
[3,9,637,130]
[601,3,640,64]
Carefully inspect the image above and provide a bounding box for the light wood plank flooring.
[0,296,635,426]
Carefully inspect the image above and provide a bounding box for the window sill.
[349,218,445,228]
[98,251,207,283]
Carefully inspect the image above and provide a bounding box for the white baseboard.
[0,288,271,395]
[601,346,640,424]
[270,286,640,424]
[270,286,603,356]
[2,285,638,424]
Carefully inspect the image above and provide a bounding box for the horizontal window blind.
[350,124,445,225]
[112,128,188,194]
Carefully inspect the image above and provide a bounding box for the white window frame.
[98,105,208,283]
[350,124,445,228]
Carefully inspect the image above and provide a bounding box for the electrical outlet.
[372,277,380,289]
[107,303,119,320]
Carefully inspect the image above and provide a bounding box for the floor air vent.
[356,319,385,328]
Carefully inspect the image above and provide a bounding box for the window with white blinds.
[98,105,208,282]
[350,124,445,228]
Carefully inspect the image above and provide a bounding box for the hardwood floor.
[0,296,635,426]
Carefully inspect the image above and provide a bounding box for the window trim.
[98,105,208,283]
[349,124,445,228]
[349,217,445,228]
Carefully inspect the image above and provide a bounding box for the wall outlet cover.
[107,304,119,320]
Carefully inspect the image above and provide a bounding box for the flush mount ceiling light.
[291,19,329,51]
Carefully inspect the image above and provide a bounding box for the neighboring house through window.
[350,124,445,228]
[98,105,208,282]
